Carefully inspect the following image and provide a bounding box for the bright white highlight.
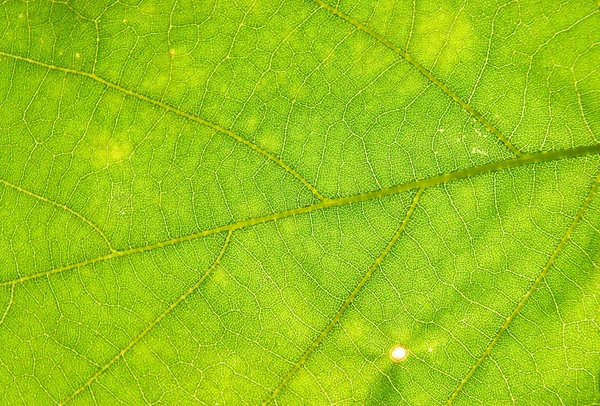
[390,345,408,362]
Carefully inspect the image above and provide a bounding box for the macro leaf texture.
[1,0,600,404]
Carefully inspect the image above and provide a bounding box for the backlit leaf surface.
[0,0,599,404]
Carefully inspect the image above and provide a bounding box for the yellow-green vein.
[1,143,599,288]
[262,187,424,405]
[0,285,14,326]
[0,51,326,202]
[0,178,115,252]
[444,170,600,405]
[313,0,523,157]
[59,230,233,406]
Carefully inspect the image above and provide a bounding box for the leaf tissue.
[0,0,599,404]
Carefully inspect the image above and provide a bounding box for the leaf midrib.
[2,143,598,288]
[52,150,600,405]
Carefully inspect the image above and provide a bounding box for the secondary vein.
[313,0,524,157]
[444,169,600,405]
[0,143,598,288]
[262,187,424,405]
[0,178,115,252]
[59,230,233,405]
[0,50,326,202]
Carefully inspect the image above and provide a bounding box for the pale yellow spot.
[169,49,175,58]
[75,52,81,58]
[235,198,266,218]
[18,14,23,18]
[257,132,282,153]
[89,136,134,169]
[140,4,155,14]
[210,266,231,287]
[245,117,259,134]
[344,317,371,342]
[106,140,133,163]
[414,9,474,75]
[122,18,128,24]
[471,146,488,156]
[390,345,408,362]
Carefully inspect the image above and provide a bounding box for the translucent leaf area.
[0,0,599,404]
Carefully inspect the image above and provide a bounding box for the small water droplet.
[390,345,408,362]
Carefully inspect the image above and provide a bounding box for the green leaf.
[1,0,599,404]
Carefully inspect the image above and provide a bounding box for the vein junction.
[59,231,233,405]
[0,178,115,252]
[1,143,598,288]
[0,50,326,201]
[263,188,424,405]
[444,170,600,405]
[313,0,523,157]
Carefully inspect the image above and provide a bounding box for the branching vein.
[59,230,233,405]
[444,170,600,405]
[313,0,524,157]
[0,178,115,252]
[0,144,598,289]
[0,51,326,202]
[262,188,424,405]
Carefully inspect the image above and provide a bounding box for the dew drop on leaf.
[390,345,408,362]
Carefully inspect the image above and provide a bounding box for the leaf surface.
[0,0,599,404]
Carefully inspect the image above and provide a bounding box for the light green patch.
[88,135,134,168]
[412,7,474,75]
[236,197,268,219]
[210,265,232,288]
[257,131,283,153]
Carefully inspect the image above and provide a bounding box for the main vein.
[1,143,598,288]
[59,230,233,405]
[262,188,424,405]
[0,178,115,252]
[444,170,600,405]
[0,51,326,202]
[313,0,523,157]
